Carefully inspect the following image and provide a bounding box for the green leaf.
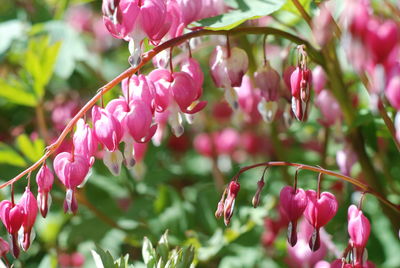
[156,230,169,263]
[0,142,27,167]
[281,0,312,15]
[196,0,286,30]
[0,78,37,106]
[92,246,118,268]
[15,134,44,163]
[24,36,61,99]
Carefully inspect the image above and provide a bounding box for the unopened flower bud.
[223,181,240,226]
[252,180,265,208]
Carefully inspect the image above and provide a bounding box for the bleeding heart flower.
[125,100,157,143]
[54,152,90,214]
[366,19,399,64]
[209,45,249,88]
[312,66,327,94]
[0,200,24,258]
[280,186,308,246]
[304,190,338,251]
[92,105,123,152]
[73,119,97,166]
[315,90,342,127]
[121,74,155,111]
[194,133,214,158]
[181,58,204,97]
[36,164,54,218]
[348,205,371,265]
[18,188,38,251]
[385,75,400,110]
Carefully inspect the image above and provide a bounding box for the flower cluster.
[102,0,227,65]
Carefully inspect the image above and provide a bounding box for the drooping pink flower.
[181,58,204,96]
[103,0,168,42]
[235,75,262,124]
[36,163,54,218]
[280,186,308,246]
[290,66,312,121]
[304,190,338,251]
[315,90,342,126]
[73,119,97,166]
[176,0,203,25]
[54,152,90,214]
[149,69,206,114]
[19,188,38,251]
[223,181,240,226]
[254,62,280,122]
[285,220,328,268]
[212,101,233,122]
[366,19,399,64]
[92,105,123,152]
[312,66,327,94]
[0,200,24,257]
[214,128,239,155]
[125,100,157,143]
[312,3,334,46]
[121,74,155,111]
[209,46,249,89]
[385,75,400,110]
[198,0,228,20]
[194,133,214,158]
[348,205,371,265]
[343,0,371,37]
[336,146,358,176]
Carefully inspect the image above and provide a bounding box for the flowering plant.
[0,0,399,267]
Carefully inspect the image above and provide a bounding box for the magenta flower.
[36,164,54,218]
[315,90,342,127]
[125,100,157,143]
[193,133,214,158]
[366,19,399,64]
[290,66,312,121]
[181,58,204,97]
[304,190,338,251]
[223,181,240,226]
[0,200,24,257]
[285,220,328,268]
[73,119,98,166]
[385,75,400,110]
[149,68,206,136]
[121,74,155,111]
[348,205,371,266]
[312,66,327,94]
[54,152,90,214]
[18,188,38,251]
[254,62,281,122]
[209,45,249,89]
[214,128,239,156]
[236,75,262,124]
[336,146,358,176]
[92,105,123,152]
[279,186,308,246]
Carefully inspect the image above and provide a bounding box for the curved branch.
[0,26,321,189]
[234,161,400,214]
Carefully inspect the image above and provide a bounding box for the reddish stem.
[0,27,318,190]
[235,161,400,213]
